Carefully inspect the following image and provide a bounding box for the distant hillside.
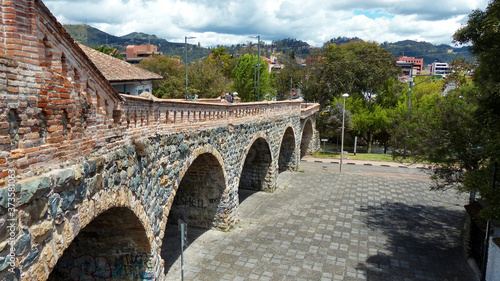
[63,24,473,65]
[325,37,473,64]
[64,24,121,48]
[381,40,473,65]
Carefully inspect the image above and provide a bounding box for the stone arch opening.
[279,127,296,173]
[169,153,226,229]
[300,119,313,158]
[162,152,226,275]
[47,207,152,281]
[239,137,273,193]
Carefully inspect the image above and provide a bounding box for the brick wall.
[0,0,123,184]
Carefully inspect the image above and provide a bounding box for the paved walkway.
[163,161,477,281]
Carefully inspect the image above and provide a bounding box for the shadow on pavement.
[161,223,209,275]
[356,202,476,281]
[238,188,259,204]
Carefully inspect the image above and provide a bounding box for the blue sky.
[44,0,490,47]
[354,9,395,19]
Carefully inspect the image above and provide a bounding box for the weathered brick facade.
[0,1,321,280]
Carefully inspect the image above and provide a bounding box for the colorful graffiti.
[50,253,154,281]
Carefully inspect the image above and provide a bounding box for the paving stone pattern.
[164,163,477,281]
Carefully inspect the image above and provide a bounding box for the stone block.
[14,232,31,256]
[15,176,51,207]
[30,220,53,242]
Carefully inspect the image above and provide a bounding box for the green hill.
[63,24,121,48]
[380,40,473,64]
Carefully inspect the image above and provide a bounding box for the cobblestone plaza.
[163,161,477,281]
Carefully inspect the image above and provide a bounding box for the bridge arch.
[238,132,274,192]
[46,190,153,281]
[167,145,228,229]
[300,118,314,158]
[278,125,297,173]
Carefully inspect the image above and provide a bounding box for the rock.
[14,232,31,256]
[30,221,53,241]
[15,177,51,207]
[60,190,75,211]
[48,193,61,217]
[22,248,39,269]
[51,168,75,192]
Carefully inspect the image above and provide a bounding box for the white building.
[430,62,452,76]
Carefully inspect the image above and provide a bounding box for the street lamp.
[340,93,349,173]
[185,36,196,100]
[250,35,260,101]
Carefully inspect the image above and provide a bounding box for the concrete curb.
[300,158,427,169]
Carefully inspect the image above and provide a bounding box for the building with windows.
[79,44,163,96]
[125,44,163,63]
[430,62,452,76]
[396,56,424,75]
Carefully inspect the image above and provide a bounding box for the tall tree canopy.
[232,54,274,102]
[311,40,402,152]
[308,40,401,106]
[139,56,185,99]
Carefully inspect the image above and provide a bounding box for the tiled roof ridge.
[78,44,163,82]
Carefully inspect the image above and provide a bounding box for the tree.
[139,56,185,99]
[317,101,352,141]
[308,40,401,106]
[187,61,231,98]
[310,40,402,153]
[347,96,391,153]
[93,45,122,58]
[273,53,305,100]
[232,54,274,102]
[205,46,236,78]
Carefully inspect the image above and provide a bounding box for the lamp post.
[250,35,260,101]
[340,93,349,173]
[185,36,196,100]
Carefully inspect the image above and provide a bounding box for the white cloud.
[43,0,490,47]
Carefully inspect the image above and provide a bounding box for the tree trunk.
[367,133,373,154]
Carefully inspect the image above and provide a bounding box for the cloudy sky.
[44,0,490,48]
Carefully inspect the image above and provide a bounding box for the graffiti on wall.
[51,253,154,281]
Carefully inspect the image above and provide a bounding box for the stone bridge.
[0,1,320,280]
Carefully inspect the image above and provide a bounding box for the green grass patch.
[310,151,426,163]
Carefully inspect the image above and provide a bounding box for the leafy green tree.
[232,54,274,102]
[139,56,185,98]
[205,46,236,78]
[308,40,401,106]
[273,53,305,100]
[187,61,231,98]
[310,40,402,152]
[346,96,390,153]
[317,101,352,140]
[93,45,122,58]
